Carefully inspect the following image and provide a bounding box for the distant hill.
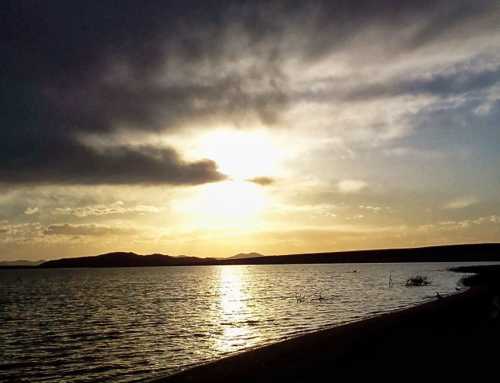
[223,243,500,265]
[0,259,45,267]
[228,252,265,260]
[37,243,500,268]
[40,252,217,268]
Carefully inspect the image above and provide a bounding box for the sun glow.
[169,129,282,228]
[197,129,282,180]
[175,180,269,228]
[200,181,267,220]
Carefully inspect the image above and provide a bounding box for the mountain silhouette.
[0,259,45,267]
[37,243,500,268]
[40,252,217,268]
[228,252,265,260]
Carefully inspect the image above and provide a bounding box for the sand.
[146,266,500,382]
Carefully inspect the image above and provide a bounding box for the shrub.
[405,275,431,287]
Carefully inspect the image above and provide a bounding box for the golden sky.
[1,2,500,260]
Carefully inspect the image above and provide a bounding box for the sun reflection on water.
[212,266,259,354]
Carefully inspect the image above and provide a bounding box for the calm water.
[0,263,487,382]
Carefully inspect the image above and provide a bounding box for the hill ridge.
[37,243,500,268]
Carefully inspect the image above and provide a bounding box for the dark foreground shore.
[147,265,500,383]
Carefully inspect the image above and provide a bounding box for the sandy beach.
[147,265,500,383]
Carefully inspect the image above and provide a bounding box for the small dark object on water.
[436,292,443,299]
[295,292,305,303]
[405,275,431,287]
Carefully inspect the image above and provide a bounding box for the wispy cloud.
[43,223,136,237]
[52,201,161,218]
[24,207,39,215]
[338,180,368,194]
[444,196,478,209]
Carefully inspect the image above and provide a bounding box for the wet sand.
[147,265,500,382]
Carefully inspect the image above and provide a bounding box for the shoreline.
[145,266,500,382]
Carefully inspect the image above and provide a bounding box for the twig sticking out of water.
[295,292,305,303]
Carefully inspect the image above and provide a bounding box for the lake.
[0,263,488,382]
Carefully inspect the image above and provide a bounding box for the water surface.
[0,263,487,382]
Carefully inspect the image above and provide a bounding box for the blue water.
[0,262,486,382]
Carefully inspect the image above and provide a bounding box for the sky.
[1,0,500,261]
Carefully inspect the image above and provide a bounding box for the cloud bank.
[2,1,499,186]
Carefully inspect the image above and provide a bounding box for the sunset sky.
[1,1,500,261]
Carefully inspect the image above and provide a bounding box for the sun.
[197,129,281,180]
[171,128,282,227]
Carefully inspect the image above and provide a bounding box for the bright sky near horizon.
[1,1,500,260]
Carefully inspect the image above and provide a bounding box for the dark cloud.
[1,1,497,185]
[247,176,275,186]
[0,140,225,185]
